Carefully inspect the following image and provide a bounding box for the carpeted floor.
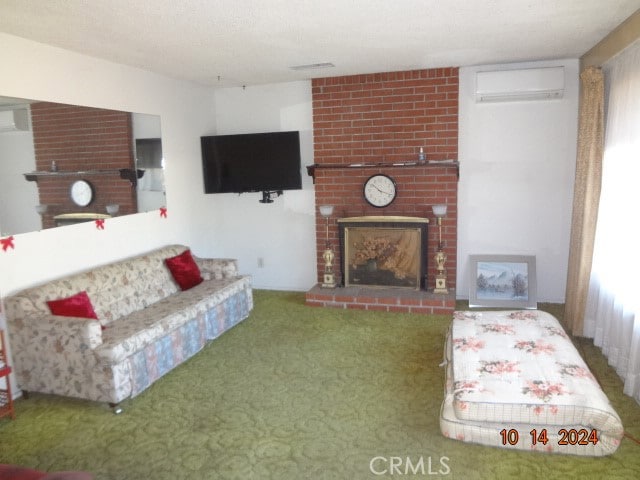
[0,290,638,479]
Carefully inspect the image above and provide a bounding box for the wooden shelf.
[24,169,119,181]
[24,168,145,186]
[306,160,459,182]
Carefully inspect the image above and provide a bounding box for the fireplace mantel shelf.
[24,168,145,187]
[306,160,459,181]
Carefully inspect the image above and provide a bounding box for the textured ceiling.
[1,0,639,87]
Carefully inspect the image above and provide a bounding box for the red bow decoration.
[160,207,167,218]
[1,236,15,252]
[95,219,105,230]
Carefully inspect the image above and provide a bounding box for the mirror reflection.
[0,97,165,236]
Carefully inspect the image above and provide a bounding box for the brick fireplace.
[305,68,459,314]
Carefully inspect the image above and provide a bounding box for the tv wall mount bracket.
[259,190,283,204]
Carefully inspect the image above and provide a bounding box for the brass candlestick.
[319,205,336,288]
[432,205,448,294]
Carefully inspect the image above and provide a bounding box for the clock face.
[70,180,94,207]
[363,174,397,208]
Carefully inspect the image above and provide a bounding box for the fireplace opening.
[338,216,429,290]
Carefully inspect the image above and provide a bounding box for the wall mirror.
[0,96,165,236]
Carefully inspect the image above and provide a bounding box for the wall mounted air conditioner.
[476,66,565,103]
[0,108,30,132]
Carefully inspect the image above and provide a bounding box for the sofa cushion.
[93,276,250,364]
[165,249,203,291]
[46,291,98,320]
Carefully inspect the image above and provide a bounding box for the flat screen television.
[201,131,302,194]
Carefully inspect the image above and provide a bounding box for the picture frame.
[468,254,537,309]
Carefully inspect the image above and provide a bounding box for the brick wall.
[30,102,136,228]
[311,68,459,290]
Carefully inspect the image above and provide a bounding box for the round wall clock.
[70,179,94,207]
[363,174,397,208]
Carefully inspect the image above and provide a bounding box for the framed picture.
[469,255,537,309]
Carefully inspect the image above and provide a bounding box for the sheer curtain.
[583,39,640,404]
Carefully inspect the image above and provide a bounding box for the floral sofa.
[4,245,252,407]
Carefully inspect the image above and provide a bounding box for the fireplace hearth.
[305,284,455,314]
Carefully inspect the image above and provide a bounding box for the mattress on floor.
[439,310,623,456]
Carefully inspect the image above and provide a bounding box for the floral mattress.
[439,310,623,456]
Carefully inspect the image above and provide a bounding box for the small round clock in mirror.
[70,179,94,207]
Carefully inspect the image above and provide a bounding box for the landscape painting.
[469,255,537,309]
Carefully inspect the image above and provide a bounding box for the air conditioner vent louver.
[476,67,564,103]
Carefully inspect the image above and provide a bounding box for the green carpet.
[0,290,639,479]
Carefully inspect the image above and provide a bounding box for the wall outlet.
[257,257,265,268]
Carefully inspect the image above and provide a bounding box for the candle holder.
[319,205,336,288]
[432,204,448,294]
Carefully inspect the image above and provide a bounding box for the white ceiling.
[1,0,639,88]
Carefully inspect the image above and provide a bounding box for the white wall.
[201,82,317,290]
[457,59,579,303]
[0,109,40,236]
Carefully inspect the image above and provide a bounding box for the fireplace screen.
[339,217,428,290]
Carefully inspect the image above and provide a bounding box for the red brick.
[355,296,379,304]
[399,298,422,306]
[334,295,356,303]
[367,304,389,312]
[388,306,410,313]
[349,304,368,310]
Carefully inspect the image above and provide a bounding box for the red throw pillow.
[46,291,98,320]
[165,249,203,291]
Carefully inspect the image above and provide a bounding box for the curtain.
[584,39,640,404]
[564,66,604,336]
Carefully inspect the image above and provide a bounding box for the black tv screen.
[201,131,302,194]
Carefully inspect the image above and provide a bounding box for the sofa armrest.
[8,314,103,353]
[6,314,103,399]
[194,257,239,280]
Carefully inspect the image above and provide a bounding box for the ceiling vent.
[0,107,30,132]
[476,66,565,103]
